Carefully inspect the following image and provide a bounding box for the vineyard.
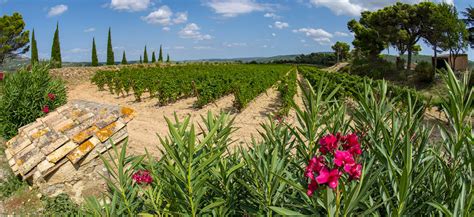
[91,64,292,110]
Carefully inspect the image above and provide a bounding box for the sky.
[1,0,473,62]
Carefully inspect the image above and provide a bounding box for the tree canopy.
[0,12,30,65]
[50,23,62,68]
[106,27,114,65]
[91,37,98,66]
[331,41,350,63]
[30,29,38,65]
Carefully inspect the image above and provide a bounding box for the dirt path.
[67,81,289,156]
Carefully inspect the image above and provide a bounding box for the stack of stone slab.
[4,100,135,184]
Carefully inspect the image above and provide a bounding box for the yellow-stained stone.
[20,121,43,135]
[40,135,69,155]
[5,149,13,160]
[47,141,78,163]
[55,105,70,114]
[15,143,35,165]
[37,160,55,173]
[18,149,44,176]
[54,119,76,132]
[120,107,136,122]
[67,137,100,164]
[31,128,50,140]
[10,138,32,155]
[77,112,95,123]
[95,120,125,142]
[72,126,99,144]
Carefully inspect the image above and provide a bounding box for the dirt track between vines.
[67,78,304,157]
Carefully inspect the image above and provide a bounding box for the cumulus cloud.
[307,0,451,16]
[334,31,349,37]
[274,21,289,29]
[162,27,171,31]
[109,0,150,12]
[293,27,333,45]
[263,12,280,19]
[142,6,188,26]
[179,23,212,40]
[205,0,271,17]
[84,28,96,33]
[48,4,68,17]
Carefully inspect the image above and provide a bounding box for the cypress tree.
[91,37,98,66]
[143,46,148,63]
[139,55,142,64]
[121,51,127,64]
[106,27,114,65]
[158,45,163,62]
[31,29,39,65]
[151,51,156,63]
[51,22,62,68]
[166,54,170,63]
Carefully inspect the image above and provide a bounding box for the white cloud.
[272,33,276,37]
[84,28,95,33]
[334,31,349,37]
[68,48,89,53]
[193,46,213,50]
[274,21,289,29]
[173,12,188,24]
[307,0,450,16]
[142,6,189,26]
[293,27,333,45]
[205,0,271,17]
[48,4,68,17]
[179,23,212,40]
[174,46,185,49]
[300,39,306,43]
[162,27,171,31]
[263,12,280,19]
[110,0,150,12]
[223,42,247,47]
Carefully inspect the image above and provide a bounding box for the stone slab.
[67,137,101,164]
[47,141,78,163]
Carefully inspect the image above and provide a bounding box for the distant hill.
[0,57,91,72]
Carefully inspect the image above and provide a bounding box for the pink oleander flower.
[334,150,355,167]
[305,156,326,179]
[319,134,338,154]
[344,164,362,180]
[316,167,341,189]
[306,180,319,196]
[42,105,50,114]
[48,93,56,101]
[132,170,153,184]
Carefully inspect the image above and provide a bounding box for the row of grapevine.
[277,69,297,116]
[298,66,426,107]
[91,64,291,110]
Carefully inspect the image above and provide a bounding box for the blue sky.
[1,0,473,62]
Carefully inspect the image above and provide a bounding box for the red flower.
[48,93,56,101]
[42,105,50,114]
[132,170,153,184]
[342,133,362,156]
[319,134,338,154]
[333,150,355,167]
[316,167,341,189]
[305,156,326,179]
[344,164,362,180]
[307,180,319,196]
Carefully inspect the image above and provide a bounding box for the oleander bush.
[84,65,471,216]
[0,64,67,139]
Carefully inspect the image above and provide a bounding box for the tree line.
[0,13,172,68]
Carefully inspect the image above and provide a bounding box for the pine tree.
[31,29,39,65]
[158,45,163,62]
[151,51,156,63]
[143,46,148,63]
[166,54,170,63]
[121,51,127,64]
[106,27,114,65]
[91,37,98,66]
[139,55,142,64]
[50,22,62,68]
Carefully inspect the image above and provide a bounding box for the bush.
[350,57,397,79]
[42,193,82,216]
[415,61,434,82]
[0,64,67,139]
[0,175,27,199]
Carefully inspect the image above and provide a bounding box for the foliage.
[464,6,474,48]
[143,46,148,63]
[0,64,67,139]
[274,52,336,66]
[121,51,127,65]
[91,64,290,110]
[166,54,170,63]
[106,27,114,65]
[91,37,98,66]
[415,61,434,82]
[0,175,27,199]
[42,193,82,216]
[277,69,297,116]
[349,57,398,79]
[30,29,38,65]
[158,45,163,62]
[331,41,350,63]
[50,23,62,68]
[0,12,30,65]
[151,51,156,63]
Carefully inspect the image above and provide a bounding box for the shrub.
[350,57,397,79]
[415,61,434,82]
[0,64,67,139]
[41,193,82,216]
[0,175,27,199]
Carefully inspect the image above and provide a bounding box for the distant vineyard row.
[91,64,292,110]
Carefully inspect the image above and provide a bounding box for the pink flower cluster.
[132,170,153,185]
[42,93,56,114]
[305,133,363,196]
